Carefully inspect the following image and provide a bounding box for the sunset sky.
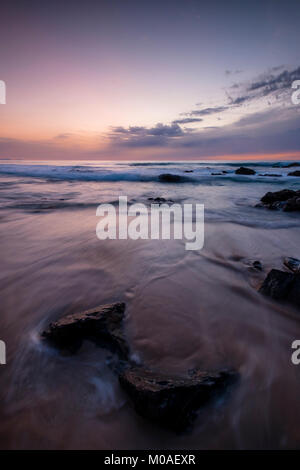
[0,0,300,160]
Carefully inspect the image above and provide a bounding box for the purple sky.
[0,0,300,160]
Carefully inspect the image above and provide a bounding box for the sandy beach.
[0,160,299,449]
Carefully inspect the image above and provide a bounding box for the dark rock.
[269,201,287,210]
[211,172,223,176]
[148,197,174,204]
[273,162,300,168]
[158,174,185,183]
[261,189,297,204]
[252,260,263,271]
[288,171,300,177]
[119,366,237,432]
[184,170,193,173]
[259,269,300,307]
[258,189,300,211]
[148,197,166,202]
[259,269,295,300]
[283,196,300,212]
[288,276,300,308]
[235,167,256,175]
[42,302,129,357]
[222,170,228,174]
[259,174,282,177]
[286,162,300,167]
[284,257,300,274]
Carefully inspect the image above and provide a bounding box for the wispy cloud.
[248,67,300,94]
[172,117,203,124]
[186,106,228,116]
[225,69,243,76]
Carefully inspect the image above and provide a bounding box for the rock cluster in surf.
[147,197,174,204]
[257,189,300,211]
[235,167,256,175]
[158,173,186,183]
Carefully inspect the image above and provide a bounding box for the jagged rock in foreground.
[119,366,237,432]
[42,302,129,357]
[284,257,300,274]
[235,167,256,175]
[258,189,300,211]
[158,174,185,183]
[42,303,239,431]
[259,269,300,308]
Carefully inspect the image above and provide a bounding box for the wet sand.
[0,164,300,449]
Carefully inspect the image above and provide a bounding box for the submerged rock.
[273,162,300,168]
[245,260,263,272]
[288,171,300,177]
[235,167,256,175]
[158,174,185,183]
[148,197,174,204]
[119,366,237,432]
[252,260,263,271]
[259,269,300,307]
[259,189,300,211]
[184,170,194,173]
[286,162,300,167]
[42,302,129,357]
[259,173,282,178]
[284,257,300,274]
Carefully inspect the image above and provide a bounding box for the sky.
[0,0,300,161]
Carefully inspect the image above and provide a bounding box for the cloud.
[111,123,183,138]
[109,122,185,147]
[224,66,300,108]
[106,64,300,153]
[225,69,243,76]
[147,123,183,137]
[187,106,228,116]
[248,66,300,95]
[55,133,72,140]
[172,117,203,124]
[229,95,250,105]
